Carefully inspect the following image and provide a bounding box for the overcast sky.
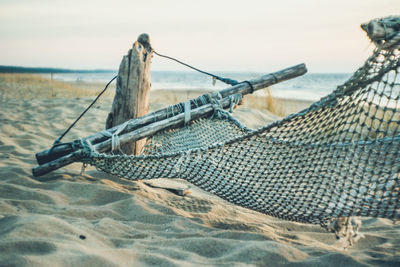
[0,0,398,73]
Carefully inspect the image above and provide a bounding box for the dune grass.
[243,88,285,116]
[0,73,114,99]
[0,73,311,117]
[149,87,303,116]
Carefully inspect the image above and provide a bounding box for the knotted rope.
[100,121,130,153]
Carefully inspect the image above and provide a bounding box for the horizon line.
[0,65,353,75]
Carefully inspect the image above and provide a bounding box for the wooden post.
[105,33,152,154]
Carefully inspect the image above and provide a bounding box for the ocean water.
[48,71,352,101]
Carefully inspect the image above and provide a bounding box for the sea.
[46,71,352,101]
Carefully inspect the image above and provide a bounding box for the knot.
[71,139,85,151]
[381,32,400,50]
[209,92,224,116]
[77,139,96,161]
[242,80,255,93]
[184,101,191,126]
[53,138,62,146]
[100,121,130,153]
[174,151,191,176]
[137,33,152,52]
[229,94,243,113]
[217,77,239,86]
[361,16,400,51]
[210,92,223,105]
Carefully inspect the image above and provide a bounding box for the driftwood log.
[32,63,307,177]
[106,33,152,154]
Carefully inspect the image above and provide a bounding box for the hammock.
[79,38,400,229]
[33,16,400,244]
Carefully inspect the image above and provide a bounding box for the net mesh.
[80,48,400,226]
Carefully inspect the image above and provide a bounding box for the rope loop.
[174,150,191,175]
[100,120,130,153]
[242,80,254,94]
[184,101,191,126]
[229,94,243,112]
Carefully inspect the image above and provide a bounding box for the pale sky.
[0,0,399,73]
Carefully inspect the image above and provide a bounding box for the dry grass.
[0,74,310,117]
[0,73,115,99]
[149,88,312,117]
[243,88,312,116]
[243,88,285,116]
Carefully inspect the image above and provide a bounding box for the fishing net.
[79,46,400,229]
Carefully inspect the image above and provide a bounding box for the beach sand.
[0,76,399,266]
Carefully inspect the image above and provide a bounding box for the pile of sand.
[0,84,399,266]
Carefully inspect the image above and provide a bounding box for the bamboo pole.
[32,63,307,177]
[35,64,307,165]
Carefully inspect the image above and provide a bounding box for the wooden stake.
[105,33,152,154]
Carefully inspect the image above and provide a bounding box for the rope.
[100,120,130,152]
[184,101,191,126]
[152,50,240,86]
[229,94,243,112]
[381,31,400,50]
[242,80,255,94]
[153,49,255,95]
[53,75,118,145]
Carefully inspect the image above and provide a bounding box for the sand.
[0,80,399,266]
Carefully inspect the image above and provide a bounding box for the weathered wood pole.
[105,33,152,154]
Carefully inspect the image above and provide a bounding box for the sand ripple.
[1,96,399,266]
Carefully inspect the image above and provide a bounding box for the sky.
[0,0,399,73]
